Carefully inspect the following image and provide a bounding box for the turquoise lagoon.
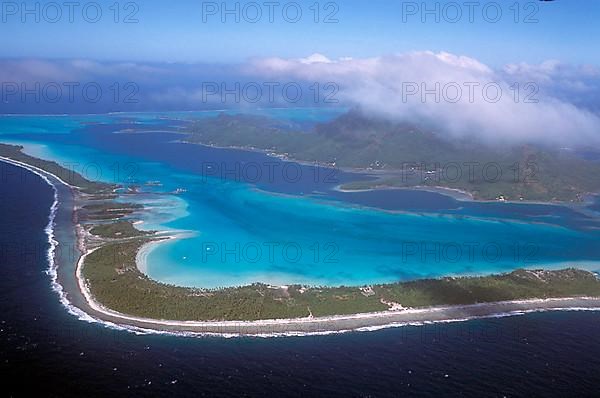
[1,110,600,288]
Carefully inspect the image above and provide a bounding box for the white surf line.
[0,156,225,336]
[4,155,600,338]
[0,156,170,334]
[0,155,79,189]
[75,233,600,332]
[0,156,105,324]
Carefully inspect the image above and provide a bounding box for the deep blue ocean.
[2,162,600,396]
[2,111,600,396]
[2,112,600,288]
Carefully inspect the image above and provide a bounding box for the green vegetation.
[375,269,600,307]
[185,112,600,202]
[6,139,599,322]
[186,113,306,149]
[82,238,600,321]
[80,202,143,221]
[83,240,312,321]
[0,143,114,194]
[86,193,119,200]
[89,221,151,239]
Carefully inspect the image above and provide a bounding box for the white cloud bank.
[249,52,600,147]
[1,53,599,148]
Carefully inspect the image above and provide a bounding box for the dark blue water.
[10,117,600,230]
[5,115,600,287]
[2,161,600,396]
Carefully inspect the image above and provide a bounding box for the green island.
[83,236,600,321]
[0,143,115,194]
[2,143,600,323]
[81,203,144,221]
[89,220,152,239]
[184,112,600,202]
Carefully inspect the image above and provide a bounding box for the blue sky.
[1,1,600,145]
[1,0,599,66]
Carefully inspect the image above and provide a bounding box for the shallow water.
[2,110,600,288]
[3,118,600,396]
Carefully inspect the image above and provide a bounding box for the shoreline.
[3,155,600,337]
[68,243,600,337]
[182,140,598,206]
[135,234,181,274]
[333,183,476,201]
